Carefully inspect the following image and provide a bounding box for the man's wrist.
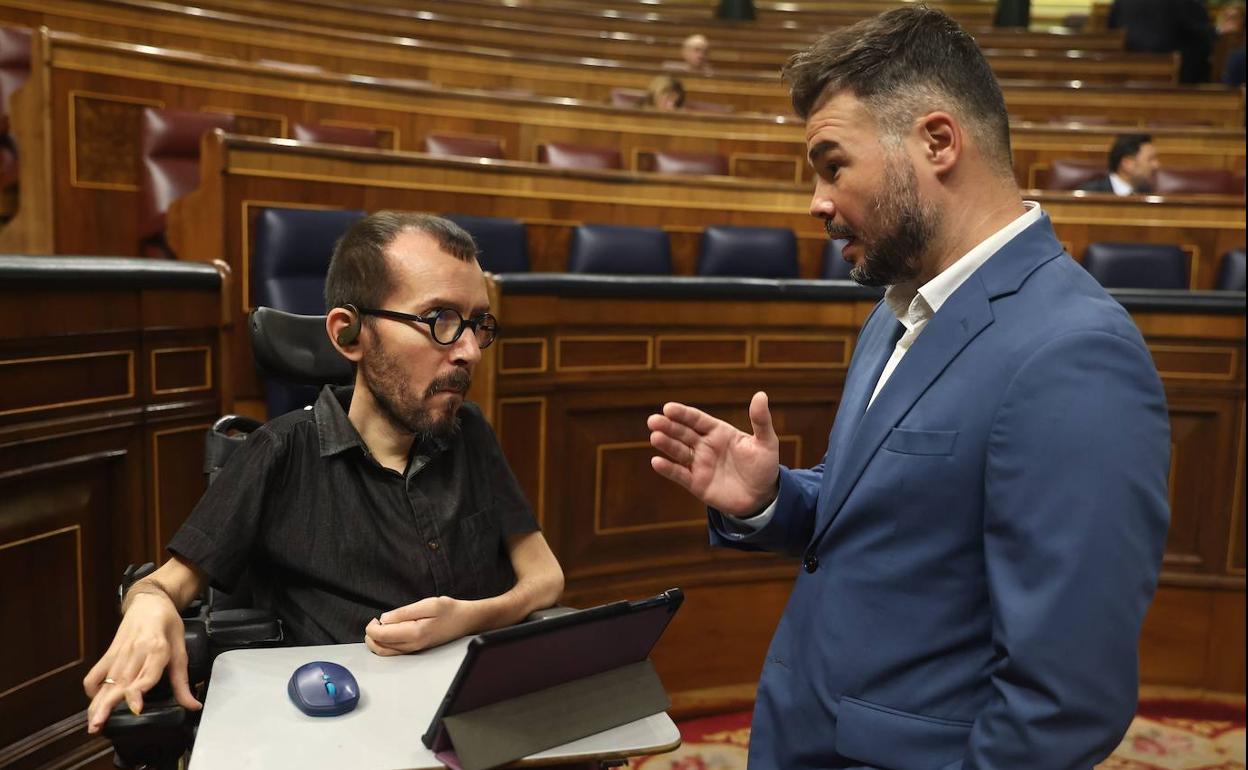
[122,579,176,614]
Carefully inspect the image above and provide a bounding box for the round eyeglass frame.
[356,306,499,348]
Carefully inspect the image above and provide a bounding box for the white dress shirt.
[1108,173,1133,196]
[731,201,1044,531]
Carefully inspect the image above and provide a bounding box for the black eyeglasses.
[357,307,499,348]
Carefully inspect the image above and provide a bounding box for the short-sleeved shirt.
[168,385,538,645]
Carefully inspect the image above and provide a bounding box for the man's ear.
[326,306,365,363]
[915,111,960,177]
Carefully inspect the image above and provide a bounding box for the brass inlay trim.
[316,118,402,149]
[229,167,811,216]
[421,128,501,153]
[151,423,213,563]
[240,200,349,314]
[150,346,213,396]
[1228,400,1246,575]
[655,334,751,370]
[0,525,85,700]
[594,433,803,535]
[594,441,702,535]
[201,104,289,138]
[0,350,136,417]
[554,335,653,373]
[498,338,549,375]
[1151,344,1239,381]
[67,89,164,191]
[496,397,547,526]
[727,152,804,184]
[753,334,852,370]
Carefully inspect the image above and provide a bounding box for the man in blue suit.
[647,7,1170,769]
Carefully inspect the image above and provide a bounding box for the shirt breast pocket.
[457,507,513,599]
[883,428,959,456]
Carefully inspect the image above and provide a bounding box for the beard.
[359,335,471,442]
[824,153,940,288]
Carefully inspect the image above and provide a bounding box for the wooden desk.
[192,640,680,770]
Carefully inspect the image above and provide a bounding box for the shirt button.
[427,540,440,551]
[803,554,819,573]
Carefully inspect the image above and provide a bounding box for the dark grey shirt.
[168,386,538,645]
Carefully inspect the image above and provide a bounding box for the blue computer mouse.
[287,661,360,716]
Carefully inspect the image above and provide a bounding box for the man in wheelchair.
[83,211,565,735]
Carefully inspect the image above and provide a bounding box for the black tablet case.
[422,589,683,770]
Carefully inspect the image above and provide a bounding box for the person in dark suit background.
[647,7,1170,769]
[1109,0,1216,82]
[1080,133,1161,194]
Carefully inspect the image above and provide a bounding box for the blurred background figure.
[676,34,713,76]
[1080,133,1162,194]
[641,75,686,111]
[1108,0,1215,83]
[1214,2,1246,84]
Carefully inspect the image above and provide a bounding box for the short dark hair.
[324,210,478,311]
[1108,134,1153,174]
[782,5,1013,177]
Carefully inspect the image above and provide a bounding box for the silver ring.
[103,677,117,685]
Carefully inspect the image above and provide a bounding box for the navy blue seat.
[697,226,799,278]
[442,214,529,273]
[1081,242,1188,290]
[1215,248,1246,291]
[821,239,853,280]
[567,223,672,274]
[252,207,365,417]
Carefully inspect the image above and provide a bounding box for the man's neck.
[347,385,415,473]
[917,184,1026,285]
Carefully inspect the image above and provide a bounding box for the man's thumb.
[748,391,777,445]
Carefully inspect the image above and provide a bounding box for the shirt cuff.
[719,496,778,533]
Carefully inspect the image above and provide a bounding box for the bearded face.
[824,152,940,288]
[359,328,471,441]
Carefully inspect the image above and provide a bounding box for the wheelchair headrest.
[249,307,355,386]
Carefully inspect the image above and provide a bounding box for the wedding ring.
[103,677,117,685]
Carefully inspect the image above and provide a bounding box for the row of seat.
[1047,158,1246,195]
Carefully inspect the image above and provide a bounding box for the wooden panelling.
[556,336,653,372]
[495,398,546,526]
[755,335,852,369]
[1164,402,1239,576]
[0,259,223,770]
[67,91,161,190]
[150,346,212,396]
[497,338,547,375]
[0,350,135,419]
[150,423,212,565]
[655,336,750,370]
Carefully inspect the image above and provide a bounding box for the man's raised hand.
[647,391,780,517]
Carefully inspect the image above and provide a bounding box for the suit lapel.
[821,310,903,489]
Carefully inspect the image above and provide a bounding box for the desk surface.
[189,639,680,770]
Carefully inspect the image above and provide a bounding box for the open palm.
[647,391,780,517]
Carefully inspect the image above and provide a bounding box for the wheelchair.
[103,309,351,769]
[102,309,603,770]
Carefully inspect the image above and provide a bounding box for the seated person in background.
[1080,133,1160,194]
[641,75,686,111]
[665,33,713,76]
[82,211,564,733]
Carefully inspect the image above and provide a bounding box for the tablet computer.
[422,587,684,753]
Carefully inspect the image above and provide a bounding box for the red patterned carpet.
[632,700,1246,770]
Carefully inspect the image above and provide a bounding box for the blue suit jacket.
[710,214,1170,770]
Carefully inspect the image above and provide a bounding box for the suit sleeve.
[965,328,1170,769]
[707,463,824,556]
